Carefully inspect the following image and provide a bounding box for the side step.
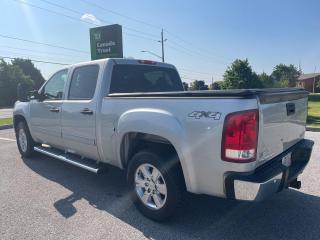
[34,146,103,174]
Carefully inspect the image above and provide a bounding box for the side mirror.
[29,90,44,101]
[17,83,29,102]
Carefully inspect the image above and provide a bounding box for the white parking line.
[0,137,16,142]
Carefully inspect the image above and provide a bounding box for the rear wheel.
[127,150,184,221]
[16,121,36,157]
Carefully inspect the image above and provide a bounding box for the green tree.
[11,58,45,89]
[182,82,189,91]
[0,59,33,107]
[223,59,262,89]
[189,80,208,90]
[209,81,223,90]
[316,80,320,92]
[258,72,274,88]
[271,64,300,87]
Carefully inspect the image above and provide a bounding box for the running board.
[34,146,102,174]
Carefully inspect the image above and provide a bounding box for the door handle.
[80,108,93,115]
[49,107,60,113]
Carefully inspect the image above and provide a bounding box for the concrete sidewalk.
[0,108,13,119]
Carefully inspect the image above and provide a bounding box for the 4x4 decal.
[188,111,221,120]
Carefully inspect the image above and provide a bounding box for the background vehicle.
[13,58,314,221]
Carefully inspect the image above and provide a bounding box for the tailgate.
[257,89,308,165]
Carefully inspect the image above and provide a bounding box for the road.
[0,129,319,240]
[0,108,13,119]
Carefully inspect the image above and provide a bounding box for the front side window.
[43,69,68,100]
[68,65,99,100]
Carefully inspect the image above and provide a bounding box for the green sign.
[90,24,123,60]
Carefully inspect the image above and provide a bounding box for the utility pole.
[313,66,317,93]
[159,29,167,63]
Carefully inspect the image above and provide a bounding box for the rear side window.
[109,64,183,93]
[68,65,99,100]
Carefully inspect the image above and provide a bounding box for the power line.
[0,56,70,65]
[81,0,231,64]
[166,43,226,69]
[77,0,232,63]
[12,0,228,66]
[6,0,227,79]
[0,33,89,54]
[165,29,233,62]
[11,0,100,26]
[33,0,229,63]
[37,0,84,15]
[38,0,160,39]
[180,75,206,82]
[15,0,159,41]
[178,68,212,76]
[167,40,229,65]
[0,49,76,63]
[0,45,87,59]
[0,49,81,63]
[78,0,162,30]
[1,47,216,79]
[37,0,230,64]
[12,0,158,42]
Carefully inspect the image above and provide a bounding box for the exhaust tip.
[289,179,301,189]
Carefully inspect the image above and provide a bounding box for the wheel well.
[13,115,27,132]
[121,132,179,167]
[120,132,186,189]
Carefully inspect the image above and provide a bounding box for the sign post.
[90,24,123,60]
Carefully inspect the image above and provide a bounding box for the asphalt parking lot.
[0,129,319,240]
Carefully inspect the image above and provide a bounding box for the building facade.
[296,73,320,92]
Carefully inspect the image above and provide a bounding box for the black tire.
[15,121,36,157]
[127,150,184,221]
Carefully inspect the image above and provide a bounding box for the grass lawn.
[0,117,13,126]
[307,94,320,127]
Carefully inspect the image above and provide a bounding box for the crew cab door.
[61,64,100,160]
[29,69,68,149]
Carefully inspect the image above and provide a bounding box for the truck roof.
[70,58,176,69]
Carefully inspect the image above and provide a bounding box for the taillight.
[221,109,259,163]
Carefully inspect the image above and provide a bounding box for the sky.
[0,0,319,84]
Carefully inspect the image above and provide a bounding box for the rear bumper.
[225,139,314,201]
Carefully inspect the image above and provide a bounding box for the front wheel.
[127,150,184,221]
[16,121,36,157]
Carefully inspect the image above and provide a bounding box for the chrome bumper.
[233,173,283,201]
[225,139,314,201]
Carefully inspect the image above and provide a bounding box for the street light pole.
[140,50,162,60]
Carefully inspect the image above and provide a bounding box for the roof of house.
[298,73,320,81]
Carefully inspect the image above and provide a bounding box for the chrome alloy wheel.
[135,163,167,210]
[18,128,28,153]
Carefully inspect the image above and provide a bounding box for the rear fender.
[116,108,195,191]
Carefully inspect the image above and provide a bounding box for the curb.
[306,126,320,132]
[0,124,13,130]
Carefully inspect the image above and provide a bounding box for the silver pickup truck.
[14,58,314,221]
